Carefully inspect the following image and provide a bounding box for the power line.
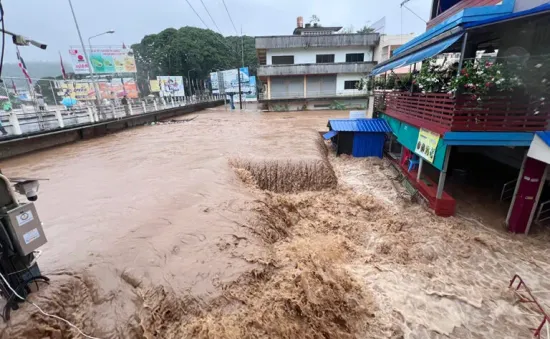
[184,0,210,29]
[222,0,239,35]
[401,3,427,23]
[199,0,222,34]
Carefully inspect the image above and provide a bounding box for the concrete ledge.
[0,100,224,160]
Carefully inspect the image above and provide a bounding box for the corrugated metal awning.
[323,130,338,140]
[371,33,464,76]
[328,118,392,133]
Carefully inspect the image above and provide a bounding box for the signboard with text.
[157,76,185,97]
[69,47,137,74]
[415,128,440,163]
[210,67,256,102]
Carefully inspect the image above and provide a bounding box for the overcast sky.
[2,0,431,62]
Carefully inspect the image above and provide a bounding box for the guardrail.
[0,95,223,139]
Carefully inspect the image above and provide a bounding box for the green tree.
[132,26,258,96]
[357,25,375,33]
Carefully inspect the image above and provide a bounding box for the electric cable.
[221,0,239,35]
[402,4,427,23]
[0,270,101,339]
[184,0,210,29]
[199,0,222,34]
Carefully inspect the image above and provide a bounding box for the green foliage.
[357,25,375,33]
[329,101,347,110]
[132,26,258,96]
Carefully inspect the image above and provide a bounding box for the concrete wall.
[0,100,224,160]
[336,73,363,94]
[373,33,416,62]
[267,98,367,111]
[256,33,379,49]
[258,62,376,77]
[267,46,374,65]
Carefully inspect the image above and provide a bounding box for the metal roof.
[328,118,392,133]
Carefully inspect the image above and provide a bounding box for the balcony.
[260,90,368,101]
[374,91,549,134]
[257,62,376,77]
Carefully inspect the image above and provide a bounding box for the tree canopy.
[131,26,257,95]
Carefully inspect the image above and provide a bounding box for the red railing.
[375,91,549,134]
[509,274,550,339]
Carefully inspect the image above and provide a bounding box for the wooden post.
[417,158,423,182]
[436,146,451,199]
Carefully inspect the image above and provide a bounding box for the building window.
[272,55,294,65]
[345,53,364,62]
[316,54,335,63]
[344,80,360,90]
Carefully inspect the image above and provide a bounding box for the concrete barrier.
[0,100,224,160]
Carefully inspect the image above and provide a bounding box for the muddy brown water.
[0,107,348,338]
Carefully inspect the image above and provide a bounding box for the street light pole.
[67,0,102,109]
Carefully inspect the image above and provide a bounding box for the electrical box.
[2,203,47,256]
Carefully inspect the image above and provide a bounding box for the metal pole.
[237,68,242,110]
[456,32,469,77]
[67,0,102,108]
[241,26,245,68]
[1,80,12,107]
[417,158,423,182]
[436,146,451,199]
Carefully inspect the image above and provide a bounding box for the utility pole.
[237,68,242,110]
[241,26,245,68]
[67,0,102,110]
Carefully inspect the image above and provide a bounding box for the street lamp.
[88,30,115,50]
[67,0,103,109]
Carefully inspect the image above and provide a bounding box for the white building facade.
[255,19,379,110]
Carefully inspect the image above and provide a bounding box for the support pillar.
[55,110,65,128]
[142,101,147,113]
[417,158,423,182]
[304,75,307,98]
[128,102,134,115]
[87,107,94,123]
[525,165,548,234]
[111,104,116,118]
[267,77,271,100]
[170,97,175,107]
[506,153,527,224]
[153,100,158,111]
[436,146,451,199]
[162,97,167,109]
[9,112,22,135]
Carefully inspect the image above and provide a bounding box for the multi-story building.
[255,17,379,111]
[371,0,550,234]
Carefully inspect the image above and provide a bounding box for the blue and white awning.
[370,33,464,76]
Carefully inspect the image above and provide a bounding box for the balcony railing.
[374,91,549,134]
[259,89,368,101]
[257,62,376,77]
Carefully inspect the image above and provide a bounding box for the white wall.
[373,33,416,62]
[266,47,374,65]
[336,73,363,95]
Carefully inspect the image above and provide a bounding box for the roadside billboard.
[56,78,139,101]
[157,76,185,97]
[69,46,137,74]
[150,80,160,92]
[210,67,256,102]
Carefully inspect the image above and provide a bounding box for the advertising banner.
[415,128,440,163]
[56,78,139,101]
[210,67,256,102]
[150,80,160,92]
[157,76,185,97]
[69,47,137,74]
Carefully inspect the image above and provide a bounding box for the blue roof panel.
[328,118,392,133]
[464,3,550,29]
[323,130,338,140]
[536,131,550,147]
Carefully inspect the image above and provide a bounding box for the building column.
[436,146,451,199]
[267,77,271,100]
[304,75,307,98]
[506,152,527,224]
[525,165,548,234]
[417,158,423,182]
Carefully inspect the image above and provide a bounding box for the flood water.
[0,106,348,338]
[2,106,550,339]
